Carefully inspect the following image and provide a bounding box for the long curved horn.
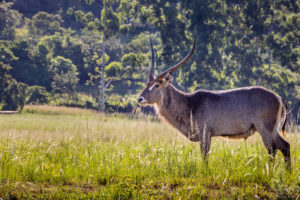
[156,37,196,81]
[149,37,155,81]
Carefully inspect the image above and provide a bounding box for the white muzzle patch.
[138,96,147,104]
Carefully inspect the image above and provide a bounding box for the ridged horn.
[156,37,196,81]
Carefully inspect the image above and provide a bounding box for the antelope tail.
[281,99,288,137]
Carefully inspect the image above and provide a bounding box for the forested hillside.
[0,0,299,116]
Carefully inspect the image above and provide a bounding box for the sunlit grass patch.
[0,106,299,199]
[23,105,97,116]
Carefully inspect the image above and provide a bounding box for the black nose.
[138,97,144,103]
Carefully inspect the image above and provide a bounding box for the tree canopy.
[0,0,299,115]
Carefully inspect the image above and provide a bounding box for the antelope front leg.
[199,124,212,161]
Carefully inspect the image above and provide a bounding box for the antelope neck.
[155,85,194,139]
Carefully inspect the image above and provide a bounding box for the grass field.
[0,105,299,199]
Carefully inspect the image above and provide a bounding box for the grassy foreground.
[0,105,299,199]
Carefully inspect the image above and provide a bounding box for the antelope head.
[138,37,196,106]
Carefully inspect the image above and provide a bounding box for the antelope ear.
[162,72,173,86]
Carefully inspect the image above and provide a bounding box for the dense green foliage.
[0,106,299,198]
[0,62,26,111]
[0,0,299,114]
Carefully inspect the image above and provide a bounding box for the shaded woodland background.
[0,0,299,116]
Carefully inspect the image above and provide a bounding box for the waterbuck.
[138,38,290,165]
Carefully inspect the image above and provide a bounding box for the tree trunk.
[100,33,106,112]
[256,37,260,57]
[268,47,271,69]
